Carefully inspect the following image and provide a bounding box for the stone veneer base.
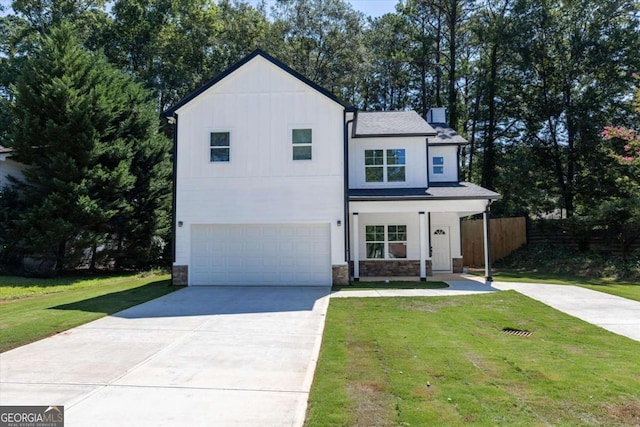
[452,258,464,273]
[172,265,188,286]
[350,260,433,277]
[332,264,350,286]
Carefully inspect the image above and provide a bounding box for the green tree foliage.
[511,0,640,216]
[2,23,171,271]
[271,0,367,103]
[104,0,222,111]
[361,13,412,111]
[599,76,640,258]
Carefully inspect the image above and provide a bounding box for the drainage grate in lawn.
[502,328,533,337]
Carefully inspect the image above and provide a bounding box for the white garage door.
[190,223,331,286]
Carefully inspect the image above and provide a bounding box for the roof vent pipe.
[427,107,446,124]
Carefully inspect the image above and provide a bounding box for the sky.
[258,0,400,18]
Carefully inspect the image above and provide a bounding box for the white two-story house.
[164,50,500,286]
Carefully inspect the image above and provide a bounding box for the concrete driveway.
[0,286,331,426]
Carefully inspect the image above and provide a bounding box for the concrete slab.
[492,281,640,342]
[65,385,308,427]
[0,286,331,427]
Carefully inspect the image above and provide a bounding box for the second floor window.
[292,129,312,160]
[365,149,406,182]
[210,132,230,162]
[433,156,444,174]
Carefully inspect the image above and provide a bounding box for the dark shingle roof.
[353,111,437,137]
[349,182,501,201]
[429,123,468,145]
[0,145,13,154]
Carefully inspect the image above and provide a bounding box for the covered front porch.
[348,197,495,282]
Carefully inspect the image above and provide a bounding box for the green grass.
[0,273,177,352]
[305,292,640,426]
[333,281,448,291]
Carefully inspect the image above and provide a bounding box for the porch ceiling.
[349,198,491,215]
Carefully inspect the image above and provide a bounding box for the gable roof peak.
[163,49,355,118]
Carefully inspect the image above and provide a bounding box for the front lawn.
[0,273,176,352]
[305,292,640,426]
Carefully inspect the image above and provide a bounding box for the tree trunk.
[447,0,458,128]
[481,43,498,191]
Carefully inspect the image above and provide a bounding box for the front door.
[432,226,451,271]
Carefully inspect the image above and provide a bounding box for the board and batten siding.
[173,55,346,266]
[428,145,458,182]
[348,136,428,189]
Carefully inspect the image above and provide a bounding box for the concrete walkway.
[490,281,640,342]
[332,274,640,343]
[0,286,331,427]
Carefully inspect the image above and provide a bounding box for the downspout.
[168,114,178,278]
[457,145,461,182]
[484,199,493,282]
[425,137,430,189]
[428,212,432,258]
[344,112,355,271]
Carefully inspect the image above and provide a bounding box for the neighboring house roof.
[353,111,437,138]
[349,182,502,201]
[429,123,468,145]
[0,145,13,161]
[163,50,355,117]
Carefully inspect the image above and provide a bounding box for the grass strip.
[305,292,640,426]
[0,273,176,352]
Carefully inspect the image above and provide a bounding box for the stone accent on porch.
[172,265,188,286]
[452,257,464,273]
[350,260,433,277]
[332,264,350,286]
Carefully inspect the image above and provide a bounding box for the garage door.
[190,223,331,286]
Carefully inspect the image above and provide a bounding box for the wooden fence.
[462,217,527,267]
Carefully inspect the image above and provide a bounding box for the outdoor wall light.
[178,221,183,227]
[337,220,342,227]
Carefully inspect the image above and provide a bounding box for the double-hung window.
[432,156,444,174]
[210,132,230,162]
[292,129,312,160]
[365,225,407,259]
[365,149,405,182]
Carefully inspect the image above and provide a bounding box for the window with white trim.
[365,225,407,259]
[210,132,230,162]
[365,149,406,182]
[433,156,444,174]
[292,129,312,160]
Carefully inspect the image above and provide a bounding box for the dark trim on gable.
[349,195,502,201]
[163,50,355,117]
[428,141,469,146]
[352,132,437,138]
[170,114,179,265]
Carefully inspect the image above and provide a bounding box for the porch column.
[483,206,493,282]
[419,211,426,281]
[353,212,359,281]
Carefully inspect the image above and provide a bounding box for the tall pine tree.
[3,22,170,273]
